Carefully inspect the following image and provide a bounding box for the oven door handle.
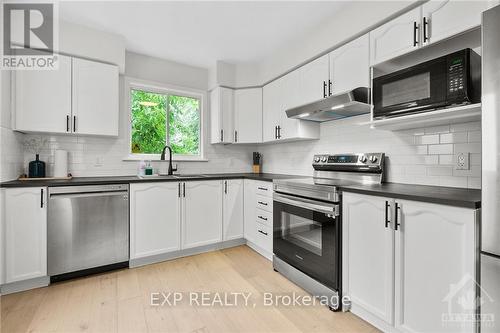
[273,193,338,216]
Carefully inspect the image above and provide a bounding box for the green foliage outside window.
[130,89,200,156]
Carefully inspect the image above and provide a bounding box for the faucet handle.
[172,163,178,172]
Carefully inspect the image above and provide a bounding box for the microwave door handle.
[274,193,337,215]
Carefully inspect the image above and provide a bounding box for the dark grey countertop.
[340,183,481,209]
[0,173,481,209]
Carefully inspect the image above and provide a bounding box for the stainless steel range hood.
[285,87,371,122]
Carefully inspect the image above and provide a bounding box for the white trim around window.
[123,77,207,162]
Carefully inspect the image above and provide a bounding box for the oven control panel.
[313,153,385,168]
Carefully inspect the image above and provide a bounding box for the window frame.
[124,77,206,162]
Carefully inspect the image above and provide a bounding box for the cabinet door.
[4,187,47,283]
[279,70,301,140]
[210,87,234,144]
[343,193,395,326]
[234,88,262,143]
[14,55,71,134]
[422,0,497,46]
[243,180,257,243]
[262,79,281,142]
[298,54,329,104]
[330,34,370,95]
[182,181,223,249]
[395,200,476,333]
[130,183,181,259]
[370,7,421,65]
[72,58,119,136]
[223,179,244,241]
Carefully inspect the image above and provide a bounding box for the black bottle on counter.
[29,154,46,178]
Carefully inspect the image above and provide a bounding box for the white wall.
[258,115,481,189]
[0,71,24,182]
[20,52,254,178]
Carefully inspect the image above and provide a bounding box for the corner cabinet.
[2,187,47,283]
[13,54,119,136]
[234,88,263,143]
[343,192,478,333]
[130,182,181,260]
[210,87,234,144]
[182,180,223,249]
[222,179,244,241]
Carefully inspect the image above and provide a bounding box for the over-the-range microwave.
[373,48,481,119]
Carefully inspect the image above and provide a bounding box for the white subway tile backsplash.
[452,165,481,178]
[450,122,481,132]
[427,166,453,176]
[468,131,481,143]
[425,125,450,134]
[454,142,481,154]
[468,177,481,189]
[428,144,454,155]
[439,155,454,165]
[440,132,467,144]
[415,134,439,145]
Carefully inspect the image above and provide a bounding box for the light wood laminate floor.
[1,245,378,333]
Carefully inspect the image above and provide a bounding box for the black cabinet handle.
[258,215,268,221]
[220,129,224,142]
[234,130,238,143]
[40,189,44,208]
[394,202,401,231]
[257,187,268,191]
[274,126,278,140]
[73,116,76,132]
[183,182,186,197]
[413,21,419,47]
[66,115,69,132]
[258,230,268,236]
[178,183,181,198]
[328,80,332,96]
[423,17,429,43]
[323,81,327,98]
[258,201,268,206]
[385,201,390,228]
[277,126,281,139]
[224,181,227,194]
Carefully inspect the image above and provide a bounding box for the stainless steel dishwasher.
[48,184,129,281]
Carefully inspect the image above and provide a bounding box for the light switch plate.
[455,152,470,170]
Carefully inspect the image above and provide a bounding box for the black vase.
[29,154,46,178]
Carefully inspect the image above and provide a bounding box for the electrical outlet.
[455,152,469,170]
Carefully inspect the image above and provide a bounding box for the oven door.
[273,192,341,290]
[373,56,448,118]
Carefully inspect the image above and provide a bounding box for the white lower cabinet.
[130,182,181,259]
[244,180,273,259]
[182,180,223,249]
[3,187,47,283]
[343,192,477,333]
[223,179,244,241]
[243,179,257,244]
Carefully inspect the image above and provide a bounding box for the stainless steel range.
[272,153,385,311]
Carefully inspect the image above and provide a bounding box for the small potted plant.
[23,137,48,178]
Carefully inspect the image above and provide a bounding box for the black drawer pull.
[257,187,268,191]
[258,201,268,206]
[258,230,268,236]
[258,215,268,221]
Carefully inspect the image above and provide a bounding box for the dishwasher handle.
[50,191,128,200]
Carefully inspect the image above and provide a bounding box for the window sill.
[123,155,208,162]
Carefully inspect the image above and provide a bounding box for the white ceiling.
[59,1,348,69]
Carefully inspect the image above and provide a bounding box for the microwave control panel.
[448,57,465,94]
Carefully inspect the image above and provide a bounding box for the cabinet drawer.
[255,221,272,253]
[255,195,272,212]
[255,182,273,197]
[256,208,272,226]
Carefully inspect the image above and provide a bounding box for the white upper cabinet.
[182,180,223,249]
[395,200,476,333]
[370,7,422,65]
[343,193,395,327]
[129,182,181,260]
[329,34,370,94]
[210,87,234,144]
[222,179,244,241]
[13,55,119,136]
[4,187,47,283]
[234,88,262,143]
[422,0,497,46]
[263,78,282,142]
[14,55,72,134]
[298,54,330,104]
[72,58,119,136]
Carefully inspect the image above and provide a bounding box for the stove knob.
[359,155,368,163]
[321,156,328,163]
[369,155,378,163]
[314,157,320,163]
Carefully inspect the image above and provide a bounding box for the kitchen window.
[127,79,205,161]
